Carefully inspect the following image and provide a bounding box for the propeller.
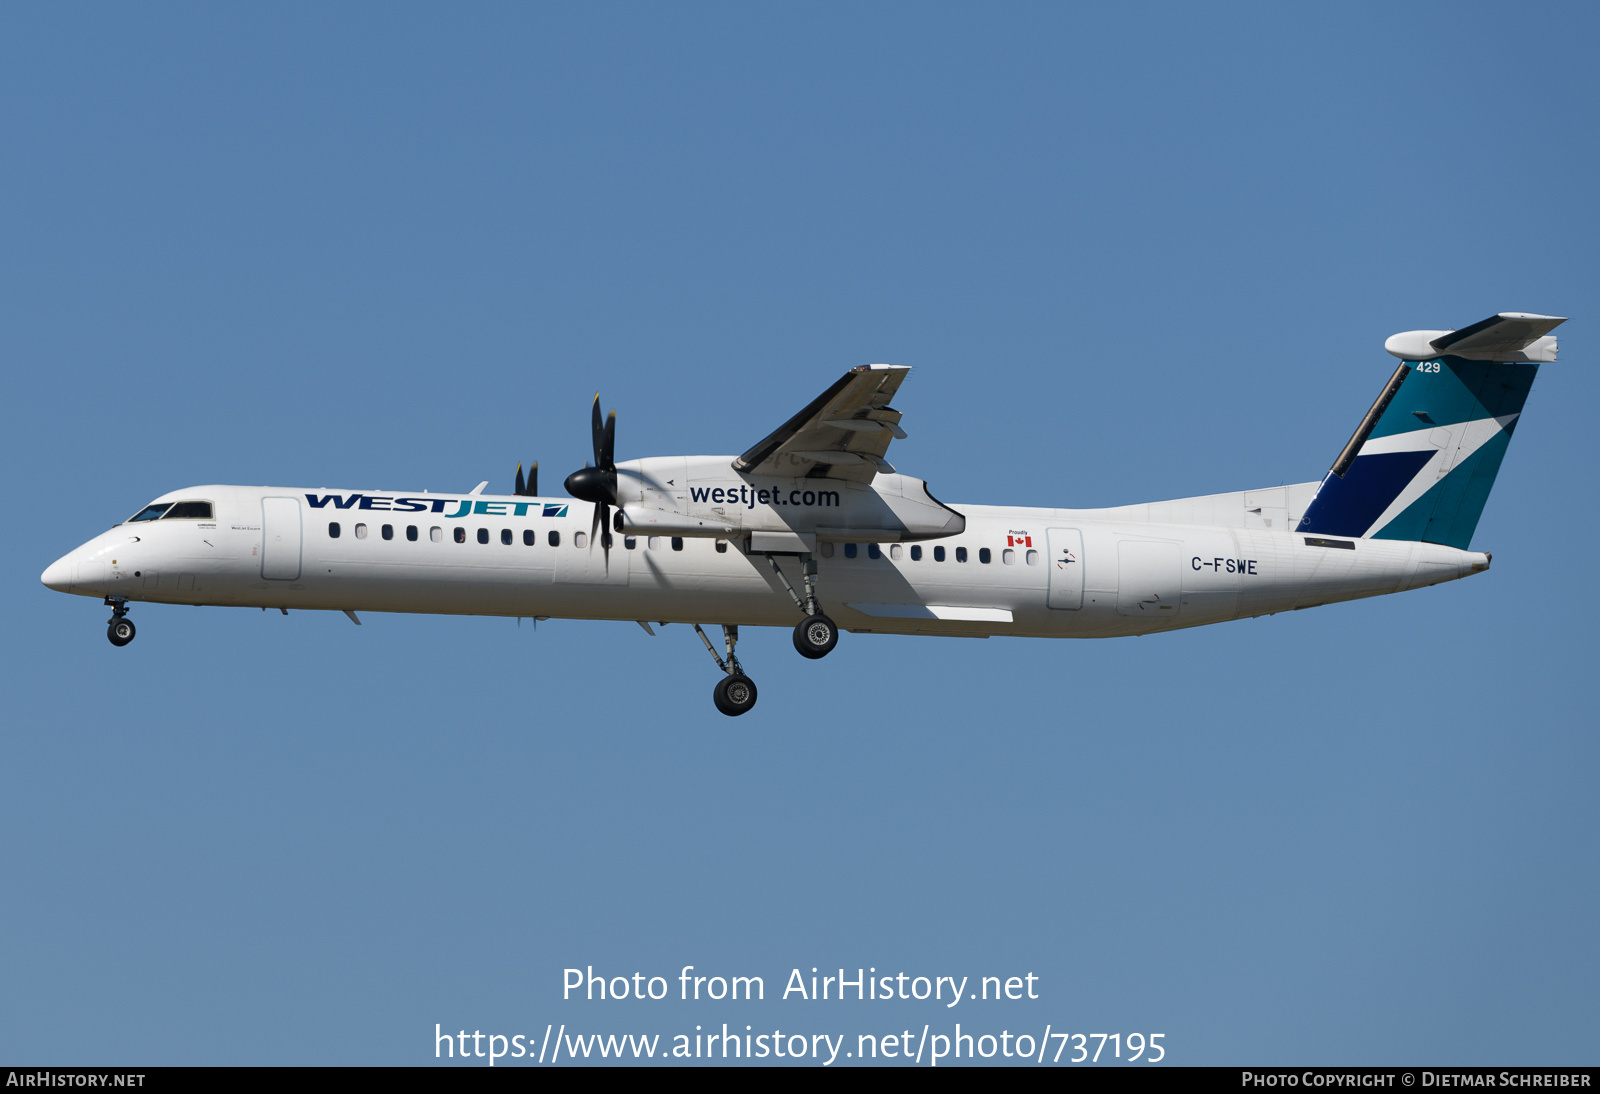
[514,461,538,497]
[563,394,618,565]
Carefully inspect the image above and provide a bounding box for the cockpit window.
[161,501,214,520]
[128,503,172,523]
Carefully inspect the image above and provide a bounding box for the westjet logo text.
[690,485,839,509]
[305,494,568,519]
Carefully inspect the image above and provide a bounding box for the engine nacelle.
[614,456,964,542]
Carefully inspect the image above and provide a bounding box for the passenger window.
[501,528,512,545]
[430,527,442,543]
[354,523,369,539]
[329,522,341,539]
[979,548,991,564]
[382,524,394,541]
[477,528,490,545]
[648,536,661,550]
[844,543,858,559]
[867,544,882,560]
[549,530,560,547]
[715,540,728,554]
[890,544,903,560]
[910,545,922,561]
[162,501,213,520]
[671,537,684,551]
[406,525,418,542]
[454,527,466,544]
[956,547,968,562]
[934,545,945,562]
[523,529,535,546]
[128,503,172,523]
[1002,548,1014,565]
[575,531,587,549]
[625,536,637,550]
[820,542,834,558]
[1026,549,1039,565]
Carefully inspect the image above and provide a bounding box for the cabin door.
[261,497,303,581]
[1045,528,1084,609]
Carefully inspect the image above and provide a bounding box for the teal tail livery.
[1296,312,1567,550]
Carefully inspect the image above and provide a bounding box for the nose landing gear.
[105,597,136,647]
[694,623,758,717]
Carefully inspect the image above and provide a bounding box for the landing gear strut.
[694,623,758,717]
[105,597,135,647]
[765,553,839,660]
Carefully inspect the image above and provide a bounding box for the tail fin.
[1296,312,1566,550]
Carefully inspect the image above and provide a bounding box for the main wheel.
[713,673,758,717]
[107,618,136,647]
[793,613,838,659]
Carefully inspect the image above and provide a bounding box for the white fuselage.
[43,480,1490,640]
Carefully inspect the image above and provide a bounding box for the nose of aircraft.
[41,554,75,592]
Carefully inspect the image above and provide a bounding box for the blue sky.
[3,2,1596,1065]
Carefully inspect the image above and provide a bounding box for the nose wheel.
[105,597,135,647]
[693,623,758,717]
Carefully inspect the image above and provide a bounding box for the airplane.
[41,311,1566,716]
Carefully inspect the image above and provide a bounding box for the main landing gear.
[691,551,841,716]
[764,553,839,660]
[694,624,758,717]
[105,597,136,647]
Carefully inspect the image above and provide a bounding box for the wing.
[733,364,911,483]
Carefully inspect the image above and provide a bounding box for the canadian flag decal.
[1007,531,1032,547]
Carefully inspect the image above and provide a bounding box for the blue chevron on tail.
[1296,313,1566,551]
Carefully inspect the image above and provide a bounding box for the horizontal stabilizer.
[1385,313,1566,363]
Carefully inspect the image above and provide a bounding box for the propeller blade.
[529,461,537,497]
[514,463,526,496]
[566,396,619,508]
[589,501,613,571]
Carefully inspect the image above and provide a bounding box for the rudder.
[1296,313,1565,550]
